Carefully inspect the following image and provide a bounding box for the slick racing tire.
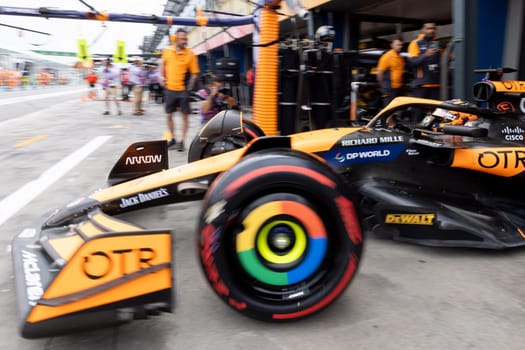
[198,149,363,321]
[188,115,265,162]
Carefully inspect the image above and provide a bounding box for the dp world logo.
[334,153,346,163]
[325,144,407,166]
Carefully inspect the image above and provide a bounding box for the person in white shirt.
[101,58,122,116]
[129,56,147,115]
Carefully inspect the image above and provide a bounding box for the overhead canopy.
[192,24,254,55]
[188,0,330,55]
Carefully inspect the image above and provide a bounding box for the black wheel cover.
[198,149,363,321]
[188,114,265,163]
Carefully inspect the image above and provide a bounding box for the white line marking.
[0,136,112,227]
[0,88,87,106]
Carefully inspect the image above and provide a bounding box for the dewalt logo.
[385,214,435,225]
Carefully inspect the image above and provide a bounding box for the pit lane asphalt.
[2,85,525,350]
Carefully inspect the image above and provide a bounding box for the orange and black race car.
[4,2,525,340]
[11,67,525,338]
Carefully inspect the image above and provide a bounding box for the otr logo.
[82,248,156,279]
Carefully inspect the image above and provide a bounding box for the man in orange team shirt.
[158,28,200,151]
[376,37,405,106]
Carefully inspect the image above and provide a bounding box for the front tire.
[198,149,363,321]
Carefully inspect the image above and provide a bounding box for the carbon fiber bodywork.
[316,97,525,248]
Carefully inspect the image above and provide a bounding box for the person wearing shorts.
[159,28,200,151]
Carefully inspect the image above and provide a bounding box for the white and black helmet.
[315,25,335,43]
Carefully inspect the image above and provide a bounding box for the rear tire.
[198,149,363,321]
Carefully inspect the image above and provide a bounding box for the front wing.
[12,209,174,339]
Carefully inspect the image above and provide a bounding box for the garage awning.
[192,24,254,55]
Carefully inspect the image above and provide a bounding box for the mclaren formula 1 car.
[12,69,525,338]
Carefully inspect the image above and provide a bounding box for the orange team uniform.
[161,46,200,91]
[407,33,441,88]
[377,49,405,90]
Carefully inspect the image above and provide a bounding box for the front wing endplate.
[12,209,174,338]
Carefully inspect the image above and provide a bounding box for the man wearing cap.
[159,28,200,151]
[129,56,147,115]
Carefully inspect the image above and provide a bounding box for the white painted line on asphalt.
[0,88,87,106]
[0,135,112,227]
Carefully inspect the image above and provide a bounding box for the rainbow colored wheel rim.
[236,200,327,286]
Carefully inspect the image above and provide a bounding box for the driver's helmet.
[431,107,478,126]
[315,25,335,43]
